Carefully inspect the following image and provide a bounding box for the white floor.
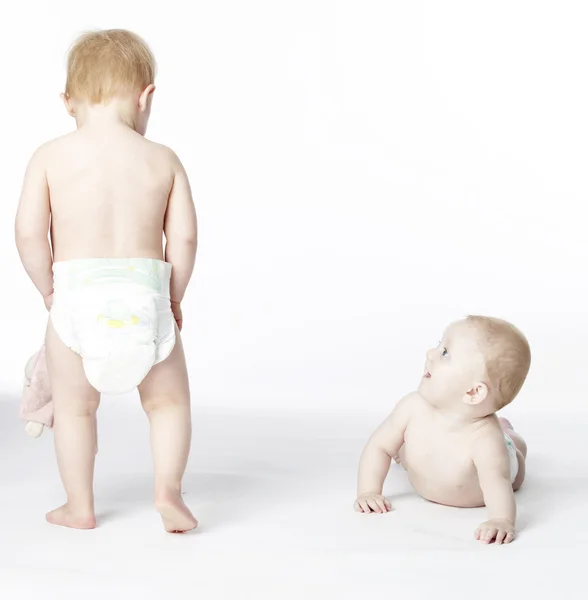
[0,397,586,599]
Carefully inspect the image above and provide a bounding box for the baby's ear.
[462,382,488,406]
[60,93,75,117]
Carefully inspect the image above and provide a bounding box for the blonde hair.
[466,315,531,409]
[65,29,156,103]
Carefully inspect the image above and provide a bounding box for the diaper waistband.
[53,258,172,297]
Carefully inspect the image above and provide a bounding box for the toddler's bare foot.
[155,493,198,533]
[46,504,96,530]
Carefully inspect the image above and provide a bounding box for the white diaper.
[50,258,176,394]
[503,432,519,483]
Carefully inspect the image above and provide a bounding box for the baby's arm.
[472,432,516,544]
[163,150,198,309]
[15,146,54,304]
[355,393,414,513]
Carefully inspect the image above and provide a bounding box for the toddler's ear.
[138,84,156,112]
[60,93,75,117]
[462,382,488,406]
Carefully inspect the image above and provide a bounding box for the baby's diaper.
[503,432,519,483]
[50,258,175,394]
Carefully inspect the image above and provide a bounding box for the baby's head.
[418,316,531,416]
[62,29,156,134]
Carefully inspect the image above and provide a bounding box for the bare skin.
[394,416,526,491]
[15,93,198,532]
[45,319,99,530]
[139,325,198,533]
[355,319,529,545]
[15,95,197,303]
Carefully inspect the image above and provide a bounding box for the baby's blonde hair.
[466,315,531,409]
[65,29,156,104]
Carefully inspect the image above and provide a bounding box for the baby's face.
[418,321,487,409]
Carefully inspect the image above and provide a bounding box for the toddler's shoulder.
[28,133,79,163]
[145,142,192,179]
[145,140,182,165]
[22,136,68,176]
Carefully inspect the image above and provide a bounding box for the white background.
[1,2,587,599]
[2,0,587,416]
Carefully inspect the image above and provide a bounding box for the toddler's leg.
[45,320,99,529]
[138,328,197,533]
[498,417,527,491]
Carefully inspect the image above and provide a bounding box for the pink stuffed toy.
[20,345,53,437]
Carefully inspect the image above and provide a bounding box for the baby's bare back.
[45,127,174,262]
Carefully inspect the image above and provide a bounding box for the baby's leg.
[138,328,197,533]
[45,320,99,529]
[498,417,527,491]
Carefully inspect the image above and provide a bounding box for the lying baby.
[355,315,530,545]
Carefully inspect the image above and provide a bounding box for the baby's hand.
[354,493,392,514]
[475,519,515,545]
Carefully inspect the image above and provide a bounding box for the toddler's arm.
[472,432,516,544]
[355,393,414,513]
[164,150,198,305]
[15,146,54,302]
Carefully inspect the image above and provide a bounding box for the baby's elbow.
[372,441,395,460]
[173,235,197,253]
[165,225,197,248]
[183,233,198,247]
[15,225,34,249]
[15,224,47,254]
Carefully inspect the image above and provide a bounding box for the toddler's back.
[44,126,175,262]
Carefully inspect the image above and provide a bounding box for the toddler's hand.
[43,293,54,312]
[475,519,514,545]
[354,493,392,514]
[171,301,183,331]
